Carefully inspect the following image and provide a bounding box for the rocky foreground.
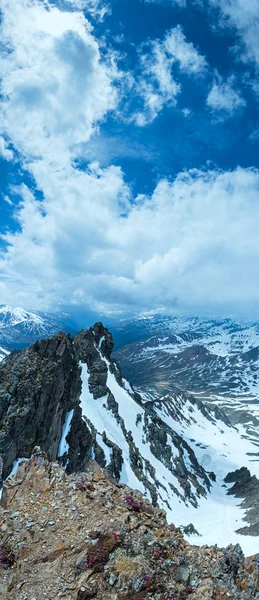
[0,451,259,600]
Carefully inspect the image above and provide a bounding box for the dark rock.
[182,523,200,536]
[77,588,97,599]
[0,333,82,481]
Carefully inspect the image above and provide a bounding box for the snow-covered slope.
[113,315,259,434]
[0,305,77,349]
[77,328,259,556]
[0,345,9,362]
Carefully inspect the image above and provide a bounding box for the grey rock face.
[225,467,259,535]
[0,333,82,480]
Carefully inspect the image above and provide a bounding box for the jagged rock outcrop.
[225,468,259,536]
[0,324,116,483]
[0,454,259,600]
[0,333,83,481]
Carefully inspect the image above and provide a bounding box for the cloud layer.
[2,162,259,316]
[0,0,259,318]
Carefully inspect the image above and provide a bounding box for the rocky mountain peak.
[74,323,114,362]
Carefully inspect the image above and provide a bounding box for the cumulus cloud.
[0,136,13,161]
[145,0,259,73]
[145,1,259,76]
[134,26,207,125]
[207,0,259,69]
[207,74,246,116]
[0,0,119,167]
[163,26,207,74]
[1,165,259,316]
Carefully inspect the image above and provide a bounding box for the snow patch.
[58,409,74,457]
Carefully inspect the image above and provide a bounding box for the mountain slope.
[0,304,77,349]
[0,324,259,555]
[112,315,259,432]
[2,452,259,600]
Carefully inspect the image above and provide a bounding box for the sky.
[0,0,259,320]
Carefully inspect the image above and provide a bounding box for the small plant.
[181,585,196,597]
[0,542,15,568]
[85,532,119,569]
[151,546,169,563]
[125,495,141,511]
[75,480,86,492]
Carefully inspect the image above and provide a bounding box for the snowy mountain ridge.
[0,304,77,349]
[113,315,259,434]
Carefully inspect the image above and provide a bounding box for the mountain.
[0,304,78,349]
[1,452,258,600]
[0,323,259,556]
[112,315,259,434]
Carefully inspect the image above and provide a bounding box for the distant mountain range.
[112,315,259,436]
[0,305,78,350]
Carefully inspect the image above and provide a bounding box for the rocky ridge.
[0,451,259,600]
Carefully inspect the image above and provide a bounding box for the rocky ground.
[0,450,259,600]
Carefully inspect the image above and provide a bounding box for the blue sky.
[0,0,259,319]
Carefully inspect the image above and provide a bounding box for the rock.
[182,523,200,536]
[0,456,259,600]
[77,588,97,599]
[109,573,117,586]
[0,333,83,480]
[40,540,65,563]
[195,578,214,599]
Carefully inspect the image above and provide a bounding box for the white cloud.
[134,26,207,125]
[207,74,246,116]
[203,1,259,71]
[0,0,119,167]
[0,136,13,161]
[146,1,259,83]
[134,45,180,126]
[145,0,259,75]
[1,165,259,316]
[164,26,207,74]
[52,0,109,20]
